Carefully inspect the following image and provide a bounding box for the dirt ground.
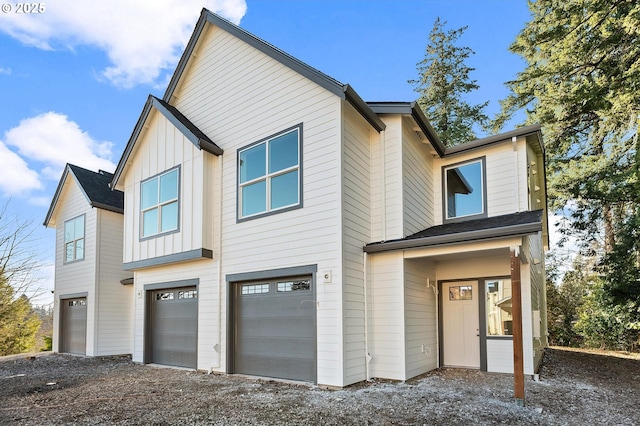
[1,347,639,425]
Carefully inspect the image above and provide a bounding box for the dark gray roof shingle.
[364,210,544,253]
[68,164,124,212]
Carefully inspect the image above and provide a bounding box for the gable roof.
[44,164,124,227]
[111,95,223,188]
[367,102,543,158]
[163,8,385,133]
[364,210,544,253]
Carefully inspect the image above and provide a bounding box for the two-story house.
[48,9,548,388]
[45,164,132,356]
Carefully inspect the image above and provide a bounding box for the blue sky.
[0,0,534,305]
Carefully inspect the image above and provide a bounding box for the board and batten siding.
[167,24,348,386]
[52,178,97,355]
[367,252,405,380]
[122,111,209,265]
[404,258,438,378]
[402,116,435,236]
[95,209,132,356]
[341,103,373,385]
[432,137,530,225]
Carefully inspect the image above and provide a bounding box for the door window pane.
[449,285,472,301]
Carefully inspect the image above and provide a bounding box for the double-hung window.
[443,157,486,221]
[64,215,85,263]
[141,167,179,238]
[238,125,302,220]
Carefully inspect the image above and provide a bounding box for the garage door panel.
[236,336,315,357]
[236,355,315,382]
[237,317,314,337]
[149,287,197,369]
[61,297,87,355]
[234,277,315,382]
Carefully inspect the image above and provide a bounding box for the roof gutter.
[363,221,542,253]
[444,123,542,156]
[344,85,386,132]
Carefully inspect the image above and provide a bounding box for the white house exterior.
[48,9,548,388]
[45,165,132,356]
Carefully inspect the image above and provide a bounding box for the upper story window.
[443,157,486,221]
[238,125,302,221]
[64,215,85,263]
[141,166,180,238]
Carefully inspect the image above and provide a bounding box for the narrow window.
[238,125,302,220]
[141,167,179,238]
[64,215,85,262]
[486,279,513,336]
[443,158,485,221]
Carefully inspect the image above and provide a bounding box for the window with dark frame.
[443,158,485,220]
[141,167,179,238]
[64,215,85,262]
[238,125,301,220]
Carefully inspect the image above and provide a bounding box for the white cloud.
[0,0,247,88]
[0,141,42,196]
[2,112,116,196]
[0,67,11,75]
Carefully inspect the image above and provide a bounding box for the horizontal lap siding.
[376,116,403,240]
[172,26,344,386]
[122,113,206,264]
[342,104,372,385]
[53,180,97,355]
[368,253,405,380]
[404,259,437,379]
[132,261,219,370]
[402,117,434,235]
[96,209,132,355]
[432,139,530,225]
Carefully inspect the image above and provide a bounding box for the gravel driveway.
[1,347,638,425]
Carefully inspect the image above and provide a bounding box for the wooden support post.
[510,247,525,406]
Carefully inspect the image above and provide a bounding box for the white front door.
[442,281,480,368]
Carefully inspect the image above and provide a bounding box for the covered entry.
[231,275,316,383]
[60,296,87,355]
[146,284,198,369]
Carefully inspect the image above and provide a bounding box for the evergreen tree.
[495,0,640,311]
[410,18,489,146]
[0,202,44,355]
[0,274,41,355]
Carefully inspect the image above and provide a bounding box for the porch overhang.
[364,210,543,254]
